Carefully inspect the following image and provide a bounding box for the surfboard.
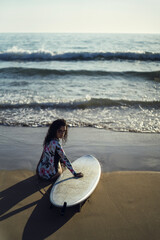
[50,155,101,210]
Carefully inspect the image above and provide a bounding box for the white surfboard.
[50,155,101,208]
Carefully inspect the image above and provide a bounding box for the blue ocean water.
[0,33,160,132]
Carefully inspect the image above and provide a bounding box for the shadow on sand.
[0,175,48,218]
[0,175,76,239]
[22,187,77,240]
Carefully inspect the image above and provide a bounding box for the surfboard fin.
[61,202,67,216]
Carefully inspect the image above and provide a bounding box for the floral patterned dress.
[37,139,76,180]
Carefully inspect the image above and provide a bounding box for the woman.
[37,119,83,180]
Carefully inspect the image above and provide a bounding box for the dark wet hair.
[43,119,68,146]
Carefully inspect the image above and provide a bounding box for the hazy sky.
[0,0,160,33]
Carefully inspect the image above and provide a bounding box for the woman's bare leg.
[51,162,62,181]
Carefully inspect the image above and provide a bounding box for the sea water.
[0,33,160,133]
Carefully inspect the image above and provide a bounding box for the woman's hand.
[74,172,83,178]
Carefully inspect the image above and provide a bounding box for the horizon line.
[0,31,160,34]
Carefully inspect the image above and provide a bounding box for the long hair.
[43,119,68,146]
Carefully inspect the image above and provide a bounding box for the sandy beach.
[0,126,160,240]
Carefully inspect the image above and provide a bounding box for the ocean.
[0,33,160,133]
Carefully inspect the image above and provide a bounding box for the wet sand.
[0,126,160,172]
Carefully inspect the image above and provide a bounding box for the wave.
[0,48,160,62]
[0,67,160,82]
[0,98,160,110]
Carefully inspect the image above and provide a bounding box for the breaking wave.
[0,67,160,82]
[0,48,160,62]
[0,98,160,110]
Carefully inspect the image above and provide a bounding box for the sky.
[0,0,160,33]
